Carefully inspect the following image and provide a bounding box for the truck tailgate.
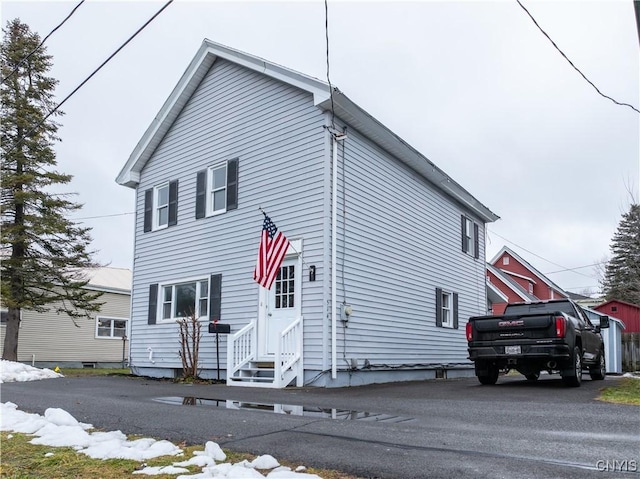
[473,315,554,341]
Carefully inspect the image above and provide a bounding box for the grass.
[0,431,361,479]
[599,377,640,405]
[55,368,131,378]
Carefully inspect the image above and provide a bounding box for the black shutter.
[453,293,459,329]
[460,215,466,253]
[226,158,239,211]
[209,274,222,321]
[168,180,178,226]
[435,287,443,327]
[148,283,158,325]
[473,223,479,259]
[144,189,153,232]
[195,170,206,219]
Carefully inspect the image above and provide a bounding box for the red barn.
[594,300,640,333]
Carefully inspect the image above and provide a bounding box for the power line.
[74,212,134,221]
[516,0,640,114]
[543,262,606,275]
[324,0,336,128]
[487,228,596,280]
[1,0,86,85]
[4,0,174,156]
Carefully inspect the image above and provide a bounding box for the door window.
[274,265,295,309]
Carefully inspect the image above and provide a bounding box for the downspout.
[322,113,332,376]
[331,133,338,380]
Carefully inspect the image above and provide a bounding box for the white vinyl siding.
[129,58,326,372]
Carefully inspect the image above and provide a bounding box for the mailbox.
[208,322,231,334]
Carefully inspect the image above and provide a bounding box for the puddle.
[152,396,413,423]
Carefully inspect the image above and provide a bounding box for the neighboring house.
[487,246,568,314]
[116,39,499,388]
[582,307,625,374]
[0,267,132,368]
[594,300,640,333]
[486,263,537,314]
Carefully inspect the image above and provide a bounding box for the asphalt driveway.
[2,373,638,479]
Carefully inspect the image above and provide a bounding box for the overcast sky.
[2,0,639,295]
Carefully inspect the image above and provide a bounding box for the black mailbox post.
[209,322,231,380]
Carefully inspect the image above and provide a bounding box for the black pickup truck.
[466,299,609,387]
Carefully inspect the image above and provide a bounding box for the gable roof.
[487,278,509,303]
[486,264,537,302]
[594,299,640,311]
[489,246,567,296]
[83,267,132,294]
[116,39,499,223]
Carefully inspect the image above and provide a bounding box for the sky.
[0,361,324,478]
[1,0,638,296]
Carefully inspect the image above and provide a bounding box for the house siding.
[129,58,328,374]
[0,291,130,365]
[331,123,487,371]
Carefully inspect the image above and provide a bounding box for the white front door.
[260,257,301,358]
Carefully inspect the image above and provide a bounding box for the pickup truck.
[466,299,609,387]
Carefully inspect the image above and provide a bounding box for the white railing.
[226,321,256,384]
[274,316,303,388]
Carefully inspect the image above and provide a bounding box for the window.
[195,158,239,219]
[0,309,7,324]
[441,291,452,327]
[274,265,295,309]
[528,283,534,294]
[155,184,169,228]
[160,278,209,321]
[144,180,178,232]
[209,163,227,215]
[503,256,510,265]
[96,316,128,339]
[461,215,479,259]
[611,306,617,313]
[436,288,459,329]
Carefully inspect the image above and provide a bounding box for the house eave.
[319,91,499,223]
[116,39,330,188]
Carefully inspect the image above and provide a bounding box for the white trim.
[206,161,228,217]
[157,275,210,323]
[499,269,537,284]
[153,183,169,231]
[440,290,454,328]
[95,315,129,339]
[486,264,531,302]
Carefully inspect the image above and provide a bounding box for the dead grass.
[0,432,363,479]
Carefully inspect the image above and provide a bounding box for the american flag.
[253,214,290,289]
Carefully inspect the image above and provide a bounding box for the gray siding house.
[116,40,499,388]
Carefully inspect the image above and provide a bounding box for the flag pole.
[258,207,310,270]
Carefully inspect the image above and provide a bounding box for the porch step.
[230,361,276,384]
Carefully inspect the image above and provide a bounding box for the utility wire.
[1,0,86,85]
[543,261,606,275]
[74,212,134,221]
[487,228,596,280]
[516,0,640,114]
[324,0,336,128]
[4,0,174,156]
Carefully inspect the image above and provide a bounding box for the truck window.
[503,301,577,317]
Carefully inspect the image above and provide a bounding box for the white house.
[116,39,499,388]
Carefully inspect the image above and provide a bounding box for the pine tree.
[1,20,103,361]
[601,204,640,305]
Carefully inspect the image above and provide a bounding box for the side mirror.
[599,315,610,329]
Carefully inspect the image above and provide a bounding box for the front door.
[260,257,301,358]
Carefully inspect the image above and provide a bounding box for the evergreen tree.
[601,204,640,305]
[1,20,103,361]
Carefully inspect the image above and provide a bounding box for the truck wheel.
[562,347,582,387]
[478,366,499,385]
[589,353,606,380]
[525,372,540,381]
